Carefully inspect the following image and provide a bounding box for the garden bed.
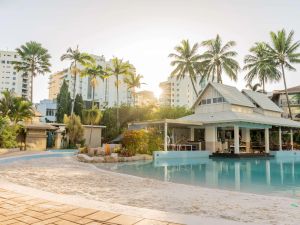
[77,153,153,163]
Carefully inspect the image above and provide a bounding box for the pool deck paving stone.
[0,188,184,225]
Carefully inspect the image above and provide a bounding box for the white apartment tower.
[159,75,206,108]
[0,50,31,99]
[48,54,131,107]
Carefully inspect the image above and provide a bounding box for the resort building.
[271,85,300,120]
[131,82,300,155]
[159,75,206,108]
[0,50,31,99]
[134,90,157,106]
[48,54,131,108]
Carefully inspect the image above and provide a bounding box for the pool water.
[97,157,300,198]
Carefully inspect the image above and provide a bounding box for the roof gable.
[193,82,255,108]
[242,89,283,113]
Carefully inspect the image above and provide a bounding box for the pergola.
[128,119,203,151]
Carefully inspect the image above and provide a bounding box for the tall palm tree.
[265,29,300,119]
[106,57,133,129]
[12,41,51,102]
[199,34,240,83]
[169,40,201,96]
[61,46,95,114]
[124,73,145,106]
[244,42,281,93]
[81,63,105,108]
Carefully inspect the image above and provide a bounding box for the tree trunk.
[116,75,120,130]
[105,79,108,104]
[71,61,77,114]
[281,64,292,119]
[30,69,34,102]
[262,79,265,93]
[189,77,198,97]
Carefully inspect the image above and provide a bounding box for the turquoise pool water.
[0,150,77,164]
[97,157,300,198]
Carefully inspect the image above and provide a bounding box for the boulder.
[77,154,93,163]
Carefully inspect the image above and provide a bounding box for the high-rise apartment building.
[48,54,131,108]
[159,75,206,108]
[0,50,31,99]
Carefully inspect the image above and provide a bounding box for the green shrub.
[122,128,163,156]
[122,130,148,156]
[0,116,18,148]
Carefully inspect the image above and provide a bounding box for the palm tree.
[12,41,51,102]
[124,73,145,106]
[81,63,105,108]
[61,46,95,114]
[244,42,281,93]
[246,83,262,92]
[169,40,201,96]
[265,29,300,119]
[199,34,240,83]
[82,106,102,147]
[106,57,133,129]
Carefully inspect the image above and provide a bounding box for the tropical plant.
[60,46,95,114]
[73,94,84,120]
[169,40,201,96]
[265,29,300,119]
[124,73,144,106]
[0,116,18,148]
[0,90,34,123]
[106,57,134,130]
[199,34,240,83]
[244,42,281,93]
[245,83,262,92]
[56,80,72,123]
[81,63,105,107]
[153,106,193,119]
[82,106,102,146]
[12,41,51,102]
[63,114,84,147]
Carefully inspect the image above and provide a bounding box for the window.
[218,97,224,103]
[13,77,16,80]
[201,99,207,105]
[46,109,55,116]
[207,99,211,104]
[213,98,218,103]
[1,60,5,64]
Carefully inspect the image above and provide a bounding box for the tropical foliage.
[124,73,144,105]
[56,80,72,123]
[265,29,300,119]
[106,57,134,130]
[199,34,240,83]
[0,90,34,123]
[0,116,18,148]
[245,83,262,92]
[169,40,201,96]
[244,42,281,93]
[122,128,163,156]
[81,63,105,107]
[101,105,192,142]
[61,46,95,113]
[12,41,51,102]
[63,114,84,147]
[82,106,103,146]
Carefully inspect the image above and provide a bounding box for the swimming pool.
[0,150,77,164]
[97,157,300,198]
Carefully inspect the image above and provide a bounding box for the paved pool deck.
[0,187,182,225]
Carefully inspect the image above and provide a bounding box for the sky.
[1,0,300,103]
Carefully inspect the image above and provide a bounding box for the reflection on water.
[97,157,300,198]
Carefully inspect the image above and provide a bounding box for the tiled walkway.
[0,188,182,225]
